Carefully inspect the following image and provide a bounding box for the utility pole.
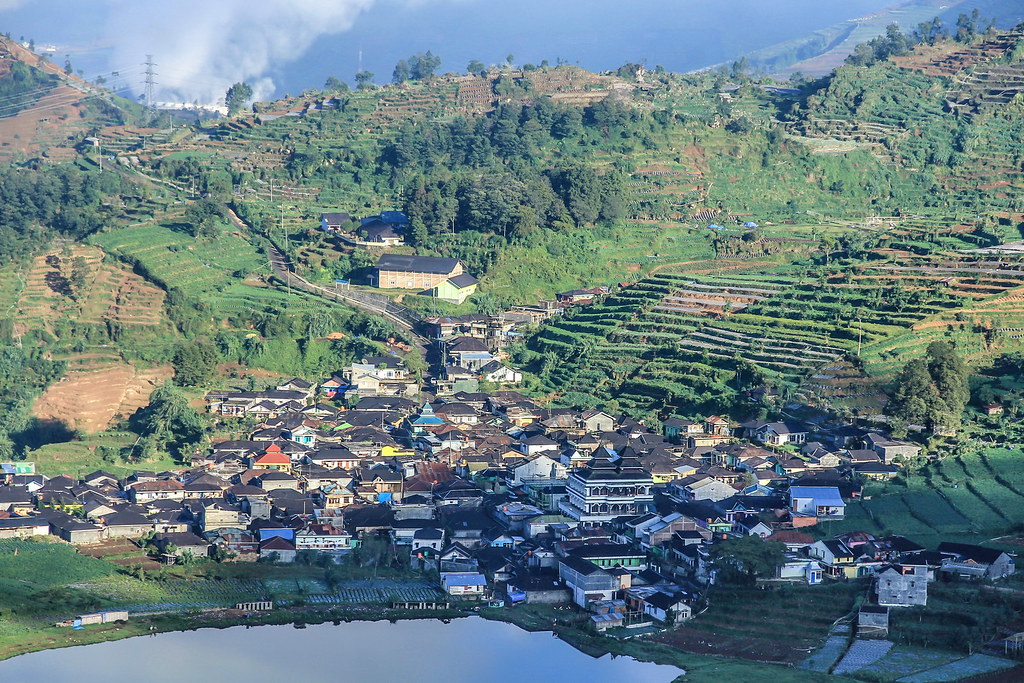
[143,55,157,112]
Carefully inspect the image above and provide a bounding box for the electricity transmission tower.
[143,55,157,110]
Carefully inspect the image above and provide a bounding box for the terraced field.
[8,244,169,342]
[532,247,1024,416]
[91,222,264,296]
[824,448,1024,549]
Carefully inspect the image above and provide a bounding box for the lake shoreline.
[0,601,832,681]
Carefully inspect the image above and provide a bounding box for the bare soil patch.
[33,360,172,434]
[78,539,140,558]
[108,556,161,570]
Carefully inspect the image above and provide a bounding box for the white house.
[507,453,567,487]
[480,361,523,385]
[441,571,487,598]
[754,422,808,446]
[294,524,354,552]
[642,591,691,624]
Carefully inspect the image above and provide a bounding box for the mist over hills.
[2,0,905,105]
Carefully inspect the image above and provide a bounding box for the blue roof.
[743,221,758,228]
[443,573,487,587]
[380,211,409,224]
[789,486,844,506]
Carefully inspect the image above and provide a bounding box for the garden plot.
[92,222,264,296]
[308,585,443,605]
[264,578,330,596]
[855,647,960,680]
[832,639,893,675]
[798,636,849,672]
[124,579,269,613]
[306,580,443,605]
[897,653,1018,682]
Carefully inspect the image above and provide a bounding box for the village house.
[937,542,1015,581]
[559,454,655,524]
[809,539,858,579]
[876,565,928,607]
[865,433,921,463]
[129,480,185,503]
[0,516,49,539]
[642,591,691,624]
[558,555,620,607]
[753,421,809,446]
[319,211,354,233]
[440,571,487,598]
[442,336,494,372]
[259,536,298,563]
[343,356,417,398]
[295,523,355,552]
[373,254,465,291]
[788,486,845,519]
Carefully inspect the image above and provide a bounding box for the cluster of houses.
[207,350,521,421]
[0,376,1013,634]
[320,210,409,247]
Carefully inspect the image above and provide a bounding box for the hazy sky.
[0,0,904,103]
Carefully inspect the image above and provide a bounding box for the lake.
[0,617,681,683]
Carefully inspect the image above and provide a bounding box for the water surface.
[0,617,681,683]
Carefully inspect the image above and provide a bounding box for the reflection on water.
[0,617,680,683]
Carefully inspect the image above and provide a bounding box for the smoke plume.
[103,0,376,105]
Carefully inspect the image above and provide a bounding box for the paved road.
[265,243,425,336]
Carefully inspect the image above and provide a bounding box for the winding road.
[224,208,432,354]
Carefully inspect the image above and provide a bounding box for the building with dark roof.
[937,542,1015,581]
[559,454,654,524]
[320,212,354,232]
[374,254,464,290]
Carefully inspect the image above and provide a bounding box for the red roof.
[260,536,295,551]
[254,451,290,465]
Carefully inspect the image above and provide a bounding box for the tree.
[184,198,224,239]
[323,76,348,92]
[710,535,786,585]
[132,384,205,463]
[926,341,969,431]
[730,56,749,79]
[355,70,375,90]
[171,339,219,387]
[392,59,410,83]
[225,81,253,116]
[408,217,428,247]
[409,51,441,80]
[467,59,485,74]
[887,342,969,433]
[69,255,89,298]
